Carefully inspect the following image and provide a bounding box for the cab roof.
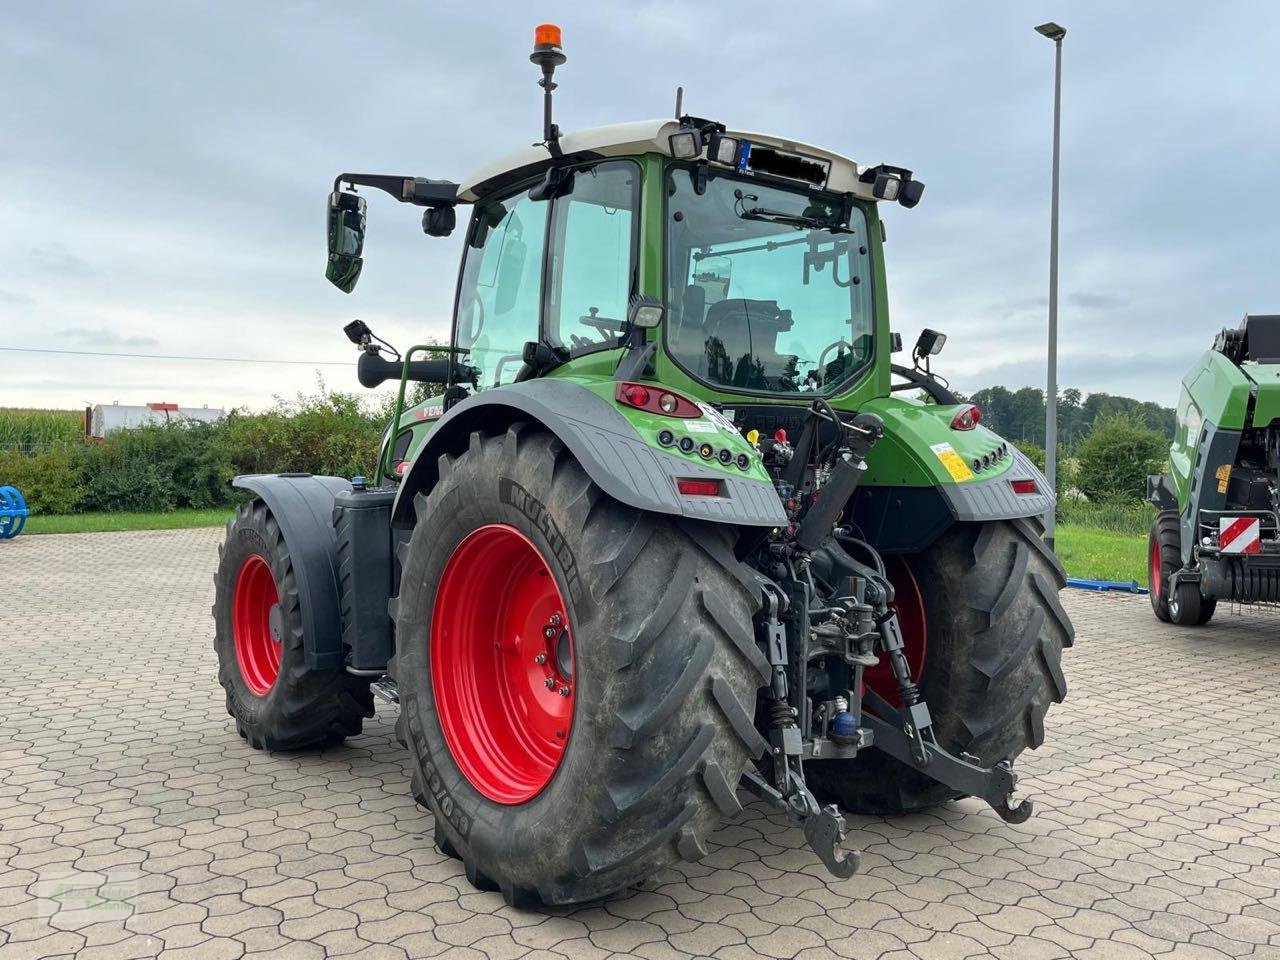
[456,119,883,204]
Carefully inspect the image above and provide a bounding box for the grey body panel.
[1180,424,1242,565]
[1147,474,1179,512]
[940,448,1055,523]
[232,473,351,670]
[853,448,1056,554]
[391,379,787,528]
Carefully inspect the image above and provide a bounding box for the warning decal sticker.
[930,442,975,482]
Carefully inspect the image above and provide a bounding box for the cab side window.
[455,191,549,389]
[545,162,638,353]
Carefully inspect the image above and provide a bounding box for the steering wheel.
[578,306,626,340]
[815,337,856,385]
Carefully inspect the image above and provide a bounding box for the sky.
[3,1,1278,411]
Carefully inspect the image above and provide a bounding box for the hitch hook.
[803,804,860,879]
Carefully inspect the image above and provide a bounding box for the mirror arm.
[333,173,460,208]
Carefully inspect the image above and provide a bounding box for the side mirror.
[326,191,366,293]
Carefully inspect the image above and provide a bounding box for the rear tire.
[807,519,1074,815]
[1150,511,1214,625]
[390,426,768,906]
[213,500,374,749]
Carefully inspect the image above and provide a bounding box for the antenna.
[530,24,567,158]
[674,86,684,119]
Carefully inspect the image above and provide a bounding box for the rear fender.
[391,379,787,529]
[232,474,350,670]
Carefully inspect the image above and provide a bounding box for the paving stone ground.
[2,526,1280,959]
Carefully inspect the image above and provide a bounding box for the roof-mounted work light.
[707,131,741,166]
[860,164,926,209]
[668,129,703,160]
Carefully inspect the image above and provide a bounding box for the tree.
[1074,414,1168,503]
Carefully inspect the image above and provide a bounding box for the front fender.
[232,473,350,670]
[391,379,787,529]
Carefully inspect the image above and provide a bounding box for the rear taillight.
[616,382,702,418]
[950,404,982,430]
[1010,479,1038,495]
[676,479,722,496]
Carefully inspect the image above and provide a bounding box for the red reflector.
[677,479,722,497]
[950,404,982,430]
[1011,479,1038,495]
[622,384,650,407]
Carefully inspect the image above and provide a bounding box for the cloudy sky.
[3,1,1278,411]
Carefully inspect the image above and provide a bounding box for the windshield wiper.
[733,190,850,233]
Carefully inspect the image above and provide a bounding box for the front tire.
[213,500,374,749]
[807,519,1074,815]
[1150,511,1215,625]
[391,426,768,906]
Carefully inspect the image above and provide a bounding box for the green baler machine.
[1149,314,1280,623]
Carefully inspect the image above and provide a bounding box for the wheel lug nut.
[549,613,562,627]
[534,653,547,665]
[543,626,556,640]
[559,685,571,697]
[544,677,555,689]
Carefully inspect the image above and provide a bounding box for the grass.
[23,508,234,535]
[1056,525,1148,586]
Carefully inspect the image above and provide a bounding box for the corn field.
[0,408,84,451]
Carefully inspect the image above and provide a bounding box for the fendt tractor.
[1149,314,1280,624]
[213,27,1073,906]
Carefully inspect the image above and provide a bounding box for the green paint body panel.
[1168,351,1252,508]
[1242,362,1280,428]
[379,151,1033,519]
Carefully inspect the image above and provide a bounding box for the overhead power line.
[0,345,352,367]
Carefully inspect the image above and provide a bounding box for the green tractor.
[212,27,1073,906]
[1148,314,1280,624]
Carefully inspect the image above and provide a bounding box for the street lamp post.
[1035,21,1065,550]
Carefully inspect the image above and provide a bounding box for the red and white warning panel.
[1219,516,1262,554]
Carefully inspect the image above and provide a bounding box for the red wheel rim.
[863,556,927,707]
[233,554,282,696]
[431,524,575,805]
[1150,540,1162,598]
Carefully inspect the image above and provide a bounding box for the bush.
[222,387,385,480]
[1074,414,1167,503]
[78,421,237,512]
[0,447,85,514]
[0,386,391,515]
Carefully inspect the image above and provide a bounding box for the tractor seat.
[703,298,791,360]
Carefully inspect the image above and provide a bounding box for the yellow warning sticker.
[930,442,975,482]
[1216,463,1232,494]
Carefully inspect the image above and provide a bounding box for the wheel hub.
[431,524,576,804]
[232,554,282,696]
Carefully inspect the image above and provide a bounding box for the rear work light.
[950,404,982,430]
[615,382,702,418]
[676,479,722,497]
[1010,479,1038,495]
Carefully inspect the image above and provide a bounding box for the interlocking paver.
[3,526,1280,958]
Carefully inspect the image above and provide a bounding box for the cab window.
[545,161,638,354]
[455,190,549,389]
